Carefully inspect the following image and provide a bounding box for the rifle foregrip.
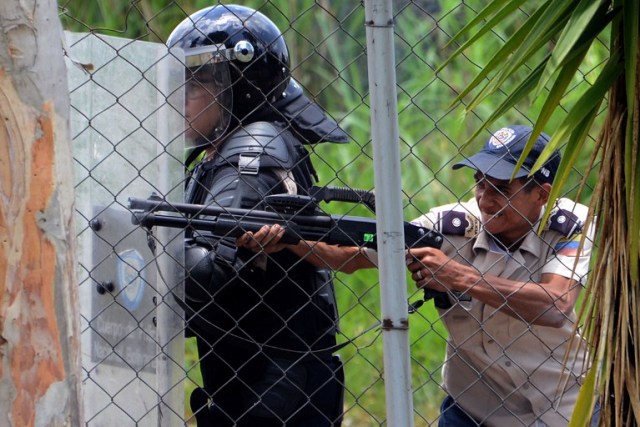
[206,216,300,244]
[330,187,373,204]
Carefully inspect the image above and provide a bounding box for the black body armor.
[184,121,339,352]
[168,5,348,424]
[184,120,345,426]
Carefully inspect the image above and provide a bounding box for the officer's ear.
[536,182,552,205]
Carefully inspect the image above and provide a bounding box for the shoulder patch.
[553,237,581,256]
[548,209,582,237]
[437,210,480,238]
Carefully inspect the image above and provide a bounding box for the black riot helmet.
[167,4,290,146]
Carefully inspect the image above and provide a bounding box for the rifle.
[128,188,457,308]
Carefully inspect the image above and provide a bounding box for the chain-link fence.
[59,0,605,425]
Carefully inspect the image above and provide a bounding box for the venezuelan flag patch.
[554,239,581,256]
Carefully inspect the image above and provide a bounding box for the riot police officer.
[167,4,348,426]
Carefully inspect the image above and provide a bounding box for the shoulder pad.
[547,208,583,237]
[215,122,297,174]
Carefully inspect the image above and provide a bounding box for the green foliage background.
[60,0,605,424]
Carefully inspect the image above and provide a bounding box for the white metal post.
[364,1,415,426]
[155,48,186,427]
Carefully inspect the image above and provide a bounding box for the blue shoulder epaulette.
[436,210,480,237]
[548,209,582,237]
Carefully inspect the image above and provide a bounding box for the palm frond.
[533,0,609,98]
[439,0,527,65]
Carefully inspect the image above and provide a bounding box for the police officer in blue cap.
[406,125,597,426]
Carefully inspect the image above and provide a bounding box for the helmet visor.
[181,44,233,146]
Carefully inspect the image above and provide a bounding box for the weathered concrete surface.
[0,0,81,425]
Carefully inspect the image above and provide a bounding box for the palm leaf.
[460,57,548,150]
[622,0,638,111]
[516,48,622,189]
[534,56,619,229]
[540,110,599,231]
[512,48,590,180]
[533,0,609,98]
[464,1,576,111]
[532,50,623,174]
[569,364,599,427]
[464,8,566,111]
[449,5,548,107]
[439,0,527,65]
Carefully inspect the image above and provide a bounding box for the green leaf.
[498,0,574,65]
[460,57,548,151]
[511,46,590,178]
[623,0,638,112]
[438,0,528,72]
[532,51,623,173]
[534,0,608,98]
[448,4,547,106]
[465,0,576,110]
[541,110,598,230]
[568,363,598,427]
[534,52,622,229]
[466,6,574,111]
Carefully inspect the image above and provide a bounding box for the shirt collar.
[473,220,544,258]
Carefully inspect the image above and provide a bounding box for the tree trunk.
[0,0,82,426]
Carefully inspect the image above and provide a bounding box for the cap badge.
[488,127,517,148]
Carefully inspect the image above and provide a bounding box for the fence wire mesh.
[59,1,605,426]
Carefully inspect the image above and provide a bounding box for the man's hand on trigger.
[236,224,288,254]
[406,247,457,292]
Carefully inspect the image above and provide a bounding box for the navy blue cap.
[452,125,560,184]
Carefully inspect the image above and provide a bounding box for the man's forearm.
[450,267,580,327]
[287,241,376,274]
